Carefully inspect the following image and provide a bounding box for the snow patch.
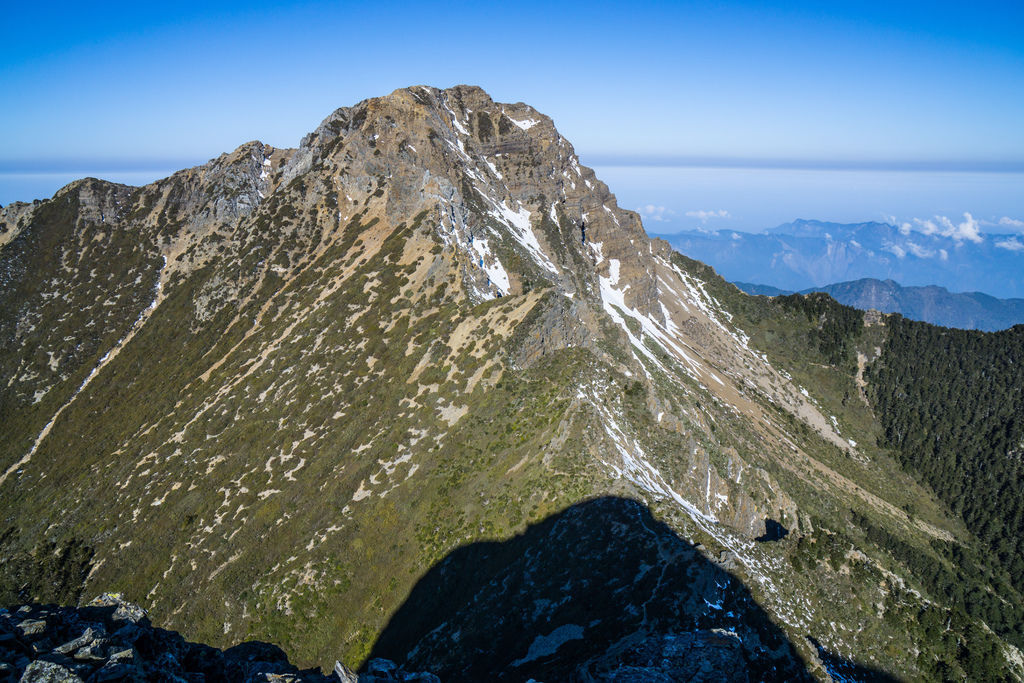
[484,159,502,179]
[486,202,558,274]
[505,113,540,130]
[598,259,703,379]
[444,103,470,136]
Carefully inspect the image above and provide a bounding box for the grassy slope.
[1,149,1020,681]
[669,253,1021,679]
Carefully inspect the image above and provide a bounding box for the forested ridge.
[867,317,1024,618]
[756,291,1024,659]
[773,292,864,367]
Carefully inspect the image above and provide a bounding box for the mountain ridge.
[733,277,1024,331]
[1,85,1020,680]
[654,218,1024,299]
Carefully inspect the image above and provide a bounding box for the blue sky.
[2,0,1023,226]
[3,0,1023,165]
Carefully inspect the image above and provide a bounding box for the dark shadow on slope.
[368,497,900,682]
[755,518,789,543]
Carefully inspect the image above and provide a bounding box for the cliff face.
[0,86,1017,680]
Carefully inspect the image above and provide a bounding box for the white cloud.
[883,241,906,259]
[639,204,673,222]
[995,237,1024,252]
[906,242,935,259]
[910,212,983,243]
[941,213,983,243]
[999,216,1024,230]
[913,218,939,236]
[685,209,731,223]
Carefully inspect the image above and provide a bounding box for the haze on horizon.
[2,0,1023,236]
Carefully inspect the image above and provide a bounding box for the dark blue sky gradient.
[2,0,1023,168]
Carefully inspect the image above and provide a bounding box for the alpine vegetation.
[1,86,1021,681]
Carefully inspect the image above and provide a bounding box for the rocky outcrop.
[0,595,440,683]
[2,595,322,682]
[0,594,761,683]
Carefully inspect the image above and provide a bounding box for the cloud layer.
[685,209,731,223]
[995,237,1024,252]
[899,212,983,243]
[638,204,673,222]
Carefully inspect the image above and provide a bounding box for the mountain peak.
[2,85,1020,681]
[273,82,659,316]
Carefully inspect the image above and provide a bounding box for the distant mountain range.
[654,218,1024,299]
[733,278,1024,331]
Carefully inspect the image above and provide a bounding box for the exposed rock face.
[1,595,438,683]
[1,594,330,682]
[0,85,1016,680]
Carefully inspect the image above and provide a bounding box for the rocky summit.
[1,86,1022,681]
